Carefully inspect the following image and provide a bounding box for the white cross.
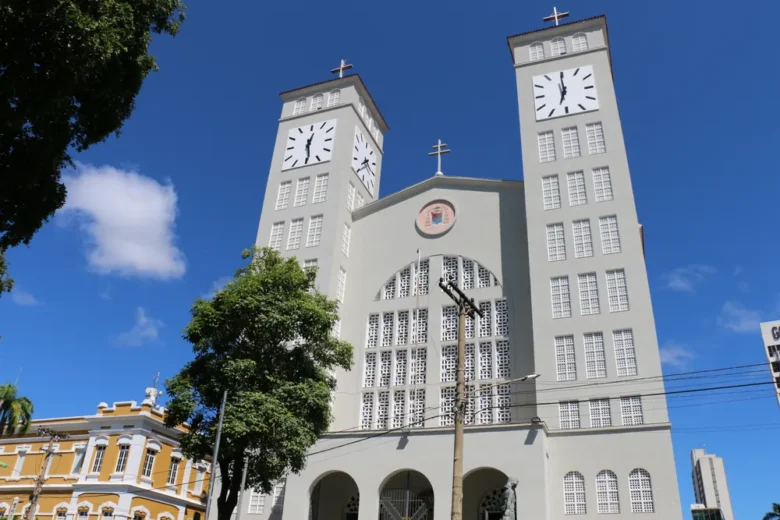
[543,6,570,26]
[330,59,354,78]
[428,139,451,176]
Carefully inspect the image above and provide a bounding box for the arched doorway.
[463,467,511,520]
[378,470,433,520]
[309,471,360,520]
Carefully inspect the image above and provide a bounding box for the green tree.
[764,503,780,520]
[0,383,34,435]
[0,0,186,298]
[164,247,353,520]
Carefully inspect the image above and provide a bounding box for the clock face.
[351,127,377,195]
[282,119,337,171]
[533,65,599,121]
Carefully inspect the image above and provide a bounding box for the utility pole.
[23,428,68,520]
[438,277,482,520]
[204,390,228,520]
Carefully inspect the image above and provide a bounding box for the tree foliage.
[764,503,780,520]
[164,247,353,520]
[0,383,34,435]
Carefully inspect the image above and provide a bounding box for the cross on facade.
[428,139,451,176]
[543,6,570,26]
[330,59,354,78]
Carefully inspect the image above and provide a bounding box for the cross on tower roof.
[428,139,451,176]
[331,59,354,79]
[543,6,570,26]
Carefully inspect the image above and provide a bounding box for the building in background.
[691,504,724,520]
[691,449,734,520]
[760,320,780,407]
[0,389,209,520]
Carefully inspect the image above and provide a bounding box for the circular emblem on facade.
[416,199,456,236]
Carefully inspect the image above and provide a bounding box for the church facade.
[246,14,683,520]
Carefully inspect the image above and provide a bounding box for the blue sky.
[2,0,779,516]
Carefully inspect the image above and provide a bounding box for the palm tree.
[764,503,780,520]
[0,383,33,435]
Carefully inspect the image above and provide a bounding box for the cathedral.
[241,12,683,520]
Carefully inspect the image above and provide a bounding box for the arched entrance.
[463,467,511,520]
[379,470,433,520]
[309,471,360,520]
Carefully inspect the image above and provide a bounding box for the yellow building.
[0,389,209,520]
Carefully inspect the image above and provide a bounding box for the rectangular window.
[496,384,511,423]
[366,314,379,348]
[496,340,510,378]
[589,399,612,427]
[275,181,291,210]
[364,352,377,387]
[306,215,323,247]
[355,192,365,208]
[606,269,629,312]
[584,332,607,379]
[555,336,577,381]
[465,343,476,381]
[414,259,430,296]
[410,347,427,384]
[336,268,347,303]
[397,310,409,345]
[141,449,156,478]
[303,258,317,271]
[346,182,355,211]
[381,312,394,346]
[546,223,566,261]
[268,222,284,250]
[92,446,105,473]
[613,329,638,376]
[286,218,303,250]
[440,386,456,426]
[478,341,493,379]
[586,122,606,154]
[310,95,323,111]
[567,171,587,206]
[411,309,428,344]
[379,351,391,386]
[399,267,411,298]
[115,445,129,473]
[13,450,27,477]
[559,401,580,429]
[72,446,86,475]
[599,215,622,254]
[443,256,458,286]
[392,390,406,428]
[293,178,310,207]
[312,174,328,203]
[495,299,508,336]
[477,385,493,425]
[167,458,180,485]
[409,389,425,428]
[538,131,556,163]
[462,259,475,290]
[341,224,351,256]
[572,219,593,258]
[561,127,581,158]
[441,344,456,383]
[248,491,265,514]
[542,175,561,210]
[442,305,458,341]
[394,350,407,386]
[360,392,374,430]
[478,301,492,338]
[578,273,600,315]
[620,396,644,425]
[376,391,389,429]
[550,276,572,319]
[593,167,614,202]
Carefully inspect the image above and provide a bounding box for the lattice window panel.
[360,393,374,430]
[376,391,390,429]
[479,341,493,380]
[550,37,566,56]
[563,472,586,515]
[383,277,396,300]
[538,131,556,163]
[567,171,587,206]
[379,351,392,387]
[414,260,430,295]
[366,314,379,348]
[629,469,654,513]
[442,305,458,341]
[546,223,566,261]
[310,94,323,111]
[410,347,427,385]
[586,122,607,154]
[496,384,510,423]
[306,216,323,247]
[363,352,377,387]
[397,311,409,345]
[465,343,475,381]
[477,264,492,288]
[341,224,351,256]
[465,313,475,340]
[495,299,508,336]
[478,301,492,338]
[542,175,561,210]
[346,183,355,211]
[572,33,589,52]
[606,269,629,312]
[589,399,611,428]
[551,276,572,318]
[561,127,581,159]
[394,350,407,386]
[293,178,310,207]
[286,219,303,250]
[584,332,607,379]
[399,267,411,298]
[409,389,425,428]
[293,98,306,115]
[559,401,580,429]
[312,174,328,203]
[578,273,600,316]
[326,89,340,107]
[462,259,475,289]
[440,386,456,426]
[529,42,545,61]
[496,340,510,378]
[355,192,365,209]
[599,215,622,254]
[555,335,577,382]
[465,384,476,425]
[596,470,620,514]
[613,329,638,376]
[477,385,493,425]
[593,167,613,202]
[572,219,594,258]
[441,345,457,383]
[443,256,459,286]
[382,312,394,346]
[269,222,284,251]
[392,390,406,428]
[620,396,644,425]
[412,309,428,344]
[275,181,291,210]
[336,268,346,303]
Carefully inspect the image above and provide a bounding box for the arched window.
[572,33,588,52]
[293,98,306,116]
[628,469,654,513]
[595,470,620,513]
[563,471,586,515]
[529,42,545,61]
[326,89,341,107]
[551,37,566,56]
[310,94,324,111]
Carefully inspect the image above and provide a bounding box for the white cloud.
[11,289,40,306]
[200,276,233,300]
[59,163,186,279]
[659,342,696,368]
[117,307,164,347]
[717,301,762,334]
[662,264,716,292]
